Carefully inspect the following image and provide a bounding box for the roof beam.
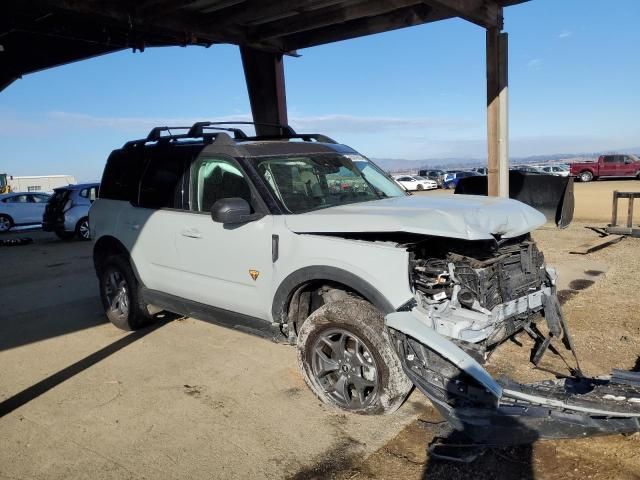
[34,0,284,51]
[197,0,345,29]
[282,3,450,50]
[251,0,429,42]
[423,0,502,28]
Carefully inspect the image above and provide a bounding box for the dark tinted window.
[99,149,146,202]
[603,156,618,163]
[139,149,187,209]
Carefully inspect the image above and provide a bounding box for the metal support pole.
[240,47,288,136]
[486,27,509,197]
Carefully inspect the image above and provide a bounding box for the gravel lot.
[1,179,639,479]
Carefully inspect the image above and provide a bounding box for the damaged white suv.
[91,122,640,443]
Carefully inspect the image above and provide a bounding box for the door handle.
[181,228,202,239]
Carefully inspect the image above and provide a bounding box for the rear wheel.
[579,171,594,182]
[297,298,412,415]
[76,217,90,240]
[99,255,153,331]
[0,215,13,233]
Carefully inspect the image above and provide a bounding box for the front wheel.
[579,171,594,182]
[416,184,424,191]
[0,214,13,233]
[297,298,412,415]
[99,255,153,331]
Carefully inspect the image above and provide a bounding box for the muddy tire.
[99,255,153,331]
[297,298,412,415]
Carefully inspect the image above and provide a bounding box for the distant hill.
[372,147,640,173]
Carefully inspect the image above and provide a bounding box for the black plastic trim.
[271,266,395,324]
[141,288,285,342]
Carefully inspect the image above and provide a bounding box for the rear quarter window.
[99,149,146,202]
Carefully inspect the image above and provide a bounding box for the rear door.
[124,146,192,296]
[600,155,619,176]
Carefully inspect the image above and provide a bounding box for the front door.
[174,155,274,321]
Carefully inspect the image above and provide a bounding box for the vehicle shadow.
[419,373,537,479]
[0,315,174,418]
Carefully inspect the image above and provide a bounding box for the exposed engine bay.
[386,234,640,444]
[407,235,553,348]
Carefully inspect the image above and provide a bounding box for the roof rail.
[188,121,296,138]
[245,133,337,144]
[146,126,191,142]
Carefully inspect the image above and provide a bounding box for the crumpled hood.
[284,194,546,240]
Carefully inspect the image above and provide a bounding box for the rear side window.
[138,150,187,209]
[603,156,618,163]
[100,149,146,202]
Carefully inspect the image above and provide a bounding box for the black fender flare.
[93,235,144,283]
[271,265,395,324]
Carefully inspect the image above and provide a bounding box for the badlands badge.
[249,270,260,281]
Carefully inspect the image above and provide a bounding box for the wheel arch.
[93,236,136,277]
[271,266,396,328]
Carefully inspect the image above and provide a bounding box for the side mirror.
[211,197,252,224]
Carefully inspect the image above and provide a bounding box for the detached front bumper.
[385,309,640,444]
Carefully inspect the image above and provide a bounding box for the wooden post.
[240,47,288,136]
[627,196,634,228]
[486,27,509,197]
[611,190,618,227]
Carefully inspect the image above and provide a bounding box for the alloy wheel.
[0,216,11,233]
[311,328,379,409]
[79,219,90,239]
[104,268,130,321]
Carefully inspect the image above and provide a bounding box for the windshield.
[0,174,6,188]
[253,153,406,213]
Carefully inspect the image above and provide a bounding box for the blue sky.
[1,0,639,181]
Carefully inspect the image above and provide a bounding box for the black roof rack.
[122,121,337,149]
[187,121,296,138]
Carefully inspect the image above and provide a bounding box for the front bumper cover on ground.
[386,311,640,445]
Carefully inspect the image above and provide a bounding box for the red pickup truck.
[570,154,640,182]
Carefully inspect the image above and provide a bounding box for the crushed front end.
[387,234,640,443]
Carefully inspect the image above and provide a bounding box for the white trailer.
[8,175,76,193]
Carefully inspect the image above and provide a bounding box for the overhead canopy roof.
[1,0,527,90]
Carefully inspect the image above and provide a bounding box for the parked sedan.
[393,175,438,191]
[0,192,51,232]
[539,165,570,177]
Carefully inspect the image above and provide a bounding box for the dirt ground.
[320,179,640,480]
[1,179,639,480]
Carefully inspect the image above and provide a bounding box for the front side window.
[6,194,29,203]
[190,157,254,213]
[253,153,405,214]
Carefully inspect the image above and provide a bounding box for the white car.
[0,192,50,232]
[393,175,437,191]
[90,122,640,442]
[539,165,570,177]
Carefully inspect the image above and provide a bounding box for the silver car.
[42,183,99,240]
[0,192,51,232]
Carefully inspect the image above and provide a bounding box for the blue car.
[442,171,479,190]
[42,183,100,240]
